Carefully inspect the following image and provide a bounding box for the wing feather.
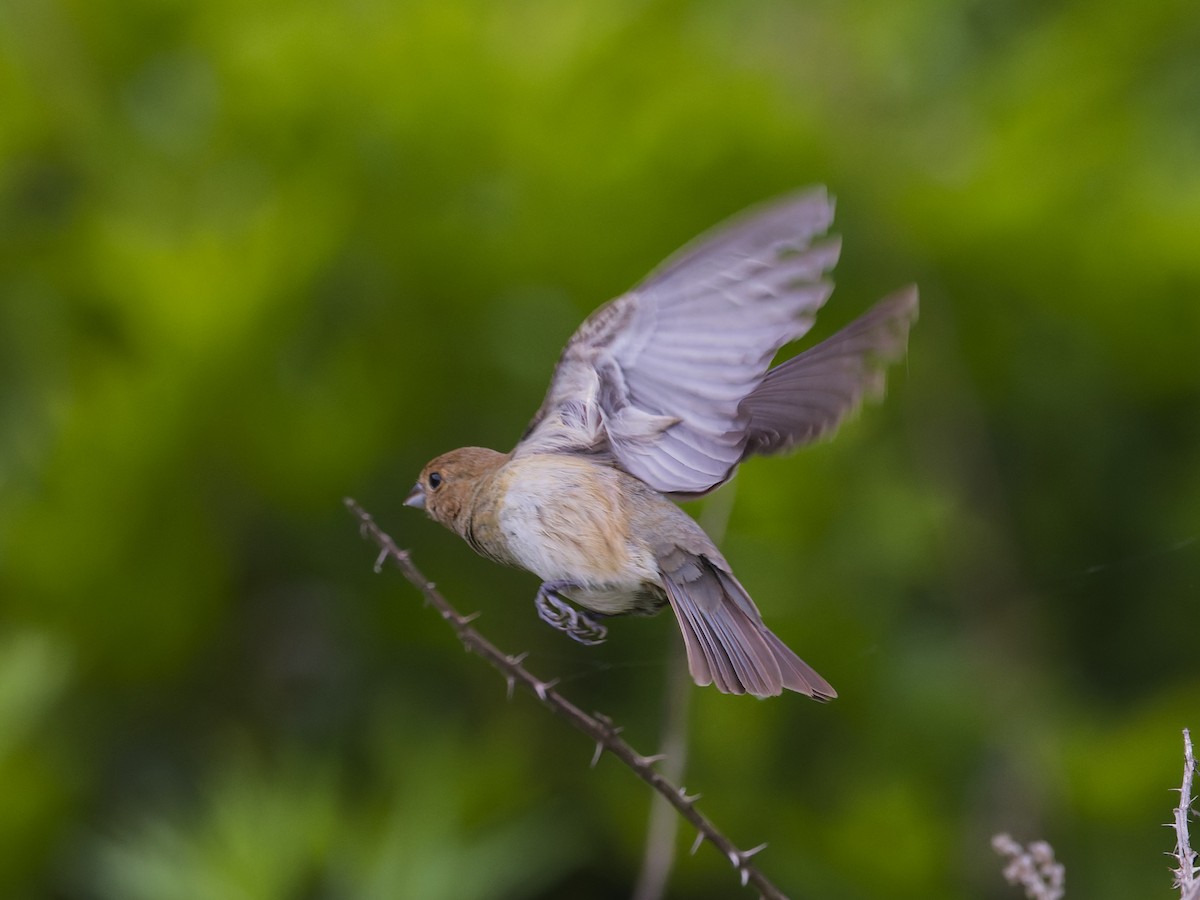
[517,189,838,485]
[516,187,913,496]
[740,286,918,458]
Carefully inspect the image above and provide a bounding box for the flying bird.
[405,187,917,698]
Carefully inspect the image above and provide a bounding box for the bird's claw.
[534,585,608,646]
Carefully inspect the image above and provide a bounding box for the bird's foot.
[534,582,608,646]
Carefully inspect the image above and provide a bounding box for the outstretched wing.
[515,187,841,495]
[739,286,918,458]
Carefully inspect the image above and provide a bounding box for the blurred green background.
[2,0,1198,897]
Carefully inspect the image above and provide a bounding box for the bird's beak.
[403,483,426,509]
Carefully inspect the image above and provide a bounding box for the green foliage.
[93,729,579,900]
[2,0,1197,897]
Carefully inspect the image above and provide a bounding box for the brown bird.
[405,187,917,699]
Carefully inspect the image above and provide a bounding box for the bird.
[404,186,917,699]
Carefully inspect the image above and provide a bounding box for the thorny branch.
[994,728,1198,900]
[345,497,788,900]
[1174,729,1198,900]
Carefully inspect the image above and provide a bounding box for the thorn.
[533,678,559,701]
[739,867,749,887]
[691,832,705,855]
[507,652,529,666]
[638,753,667,767]
[591,741,605,769]
[592,713,623,737]
[373,549,388,573]
[505,675,516,701]
[460,611,481,624]
[677,787,701,804]
[742,842,768,859]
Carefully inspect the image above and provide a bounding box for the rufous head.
[404,446,508,533]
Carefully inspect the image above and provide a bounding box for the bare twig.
[1173,729,1198,899]
[992,834,1065,900]
[345,497,789,900]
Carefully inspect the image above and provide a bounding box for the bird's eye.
[428,472,443,489]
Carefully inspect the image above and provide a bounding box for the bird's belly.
[496,469,661,609]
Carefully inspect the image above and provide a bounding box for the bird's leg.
[534,581,608,646]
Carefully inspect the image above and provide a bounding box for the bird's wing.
[514,187,841,495]
[656,544,835,699]
[739,286,918,458]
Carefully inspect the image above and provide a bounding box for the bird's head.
[404,446,508,533]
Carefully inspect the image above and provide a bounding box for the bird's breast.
[494,456,661,607]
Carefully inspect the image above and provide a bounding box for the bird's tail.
[659,551,835,700]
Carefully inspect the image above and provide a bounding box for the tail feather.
[660,553,835,700]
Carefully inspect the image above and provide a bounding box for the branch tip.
[1173,728,1197,895]
[992,833,1064,900]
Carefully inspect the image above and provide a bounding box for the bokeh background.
[2,1,1198,898]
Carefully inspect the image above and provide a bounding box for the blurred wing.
[741,286,918,458]
[516,187,840,495]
